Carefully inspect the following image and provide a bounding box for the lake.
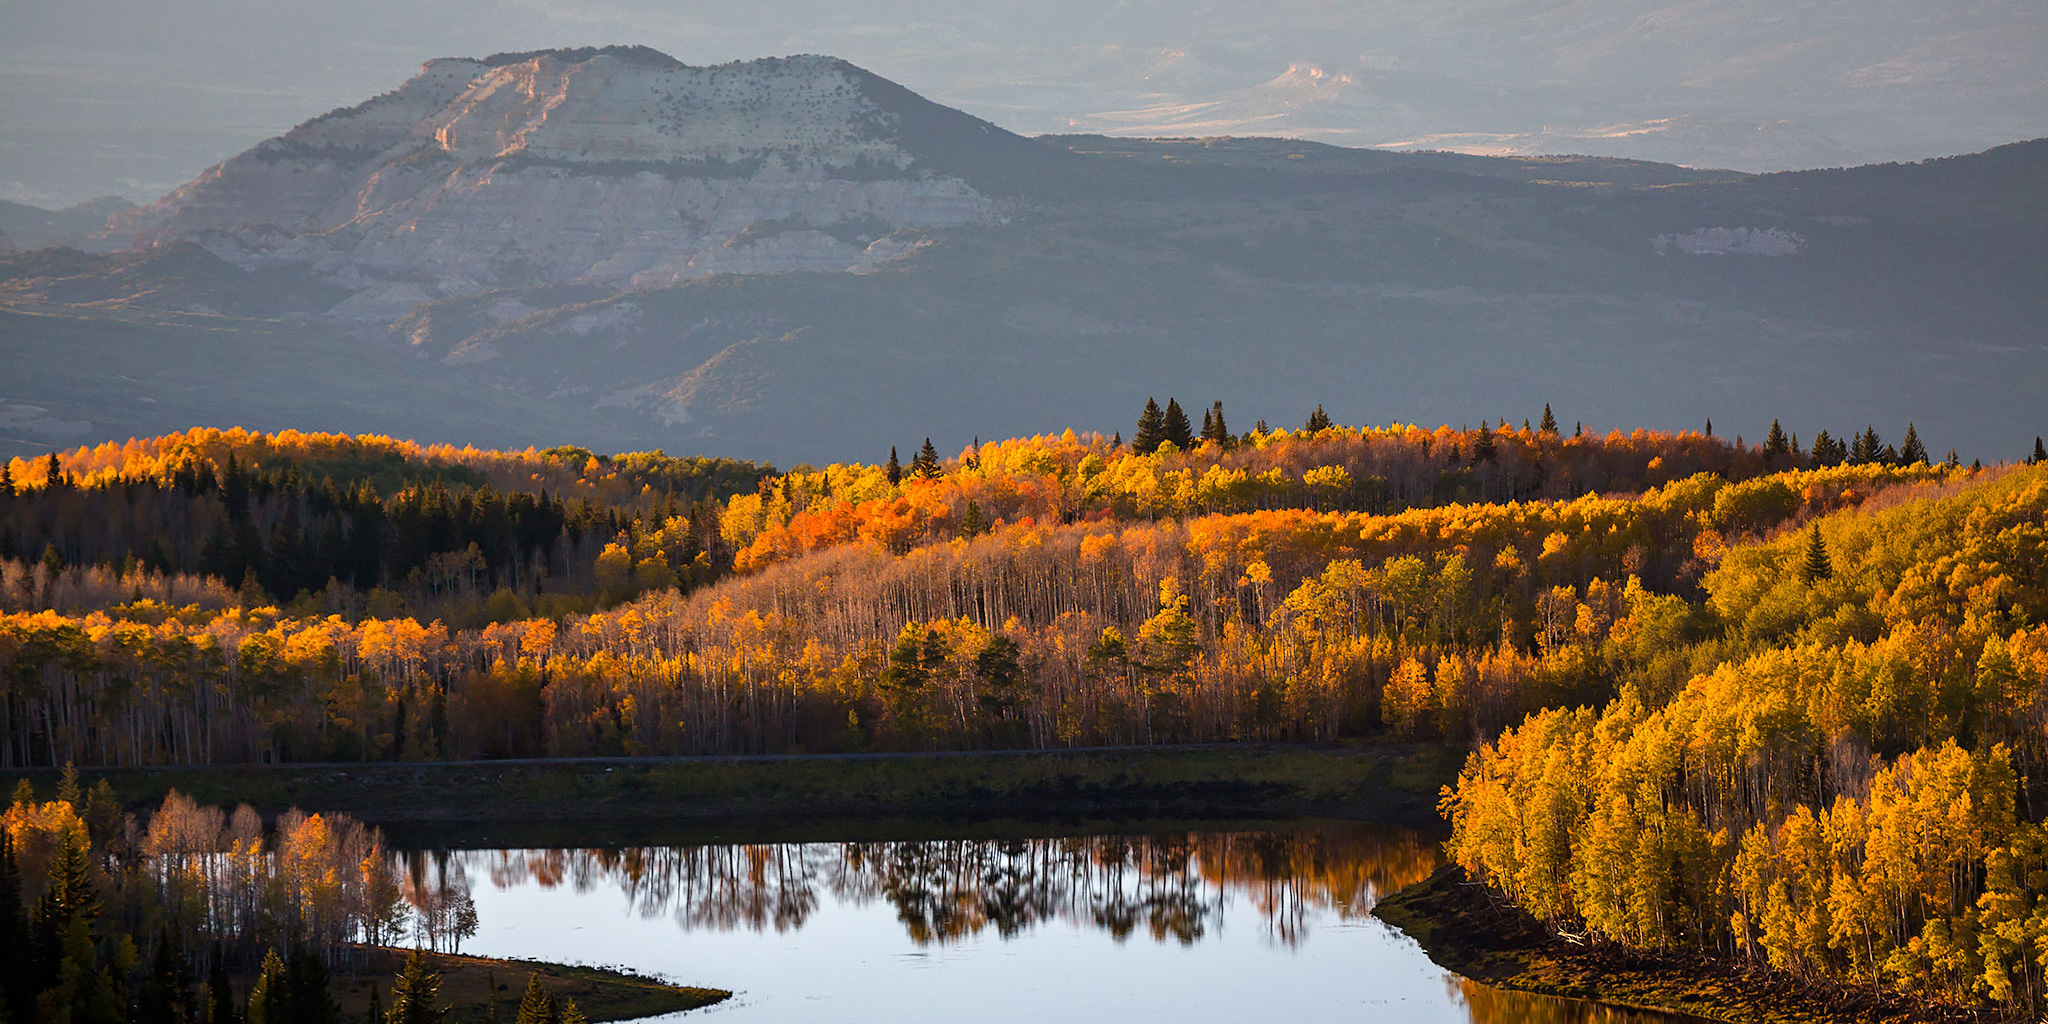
[394,820,1708,1023]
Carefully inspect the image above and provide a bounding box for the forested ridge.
[0,411,1988,764]
[3,409,2045,1015]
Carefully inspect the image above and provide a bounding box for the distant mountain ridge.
[95,49,1043,320]
[3,48,2045,467]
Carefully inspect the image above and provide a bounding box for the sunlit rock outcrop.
[101,47,1018,317]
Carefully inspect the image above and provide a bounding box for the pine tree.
[1899,423,1928,465]
[1763,420,1791,459]
[2032,436,2046,465]
[1303,405,1332,433]
[1944,449,1961,469]
[1202,401,1230,445]
[1162,399,1194,450]
[138,929,194,1024]
[1574,421,1583,438]
[1705,419,1713,437]
[386,950,448,1024]
[960,501,988,538]
[1133,399,1166,455]
[884,448,901,486]
[1810,429,1845,467]
[286,946,340,1024]
[207,956,236,1024]
[1848,426,1882,465]
[911,439,943,480]
[557,1001,586,1024]
[1539,404,1557,434]
[246,950,288,1024]
[1472,421,1497,463]
[36,826,97,945]
[0,832,30,1024]
[1800,524,1833,583]
[513,975,555,1024]
[0,461,12,498]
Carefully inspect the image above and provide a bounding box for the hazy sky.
[2,0,2043,206]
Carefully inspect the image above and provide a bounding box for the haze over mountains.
[3,0,2044,207]
[1,47,2044,467]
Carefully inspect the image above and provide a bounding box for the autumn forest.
[4,405,2048,1018]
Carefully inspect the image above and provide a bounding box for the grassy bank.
[332,948,727,1023]
[15,743,1464,831]
[1376,866,2000,1024]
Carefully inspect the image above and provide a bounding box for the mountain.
[0,196,135,249]
[91,47,1056,323]
[7,0,2045,208]
[4,49,2046,466]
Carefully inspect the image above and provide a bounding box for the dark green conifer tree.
[1809,429,1844,467]
[1303,405,1332,433]
[206,955,236,1024]
[884,447,901,486]
[0,831,30,1024]
[1763,420,1791,460]
[386,950,448,1024]
[513,975,556,1024]
[1162,399,1194,450]
[1899,423,1928,465]
[286,945,340,1024]
[1848,426,1882,465]
[246,950,287,1024]
[137,929,195,1024]
[2032,437,2046,465]
[911,439,943,480]
[1800,524,1833,583]
[960,501,988,538]
[1539,404,1557,434]
[1472,422,1497,463]
[1201,401,1230,445]
[1133,399,1166,455]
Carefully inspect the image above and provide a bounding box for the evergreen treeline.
[2,434,767,626]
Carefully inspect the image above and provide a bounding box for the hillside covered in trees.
[4,409,2046,1015]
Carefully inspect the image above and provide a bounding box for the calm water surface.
[401,821,1705,1023]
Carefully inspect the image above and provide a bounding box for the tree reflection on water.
[445,823,1440,947]
[1451,977,1715,1024]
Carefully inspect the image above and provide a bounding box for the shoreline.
[13,742,1464,832]
[1375,865,2002,1024]
[331,947,728,1023]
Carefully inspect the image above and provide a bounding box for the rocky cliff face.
[101,47,1018,320]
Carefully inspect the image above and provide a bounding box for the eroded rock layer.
[102,48,1012,317]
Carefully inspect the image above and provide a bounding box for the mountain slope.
[5,50,2045,466]
[94,48,1036,317]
